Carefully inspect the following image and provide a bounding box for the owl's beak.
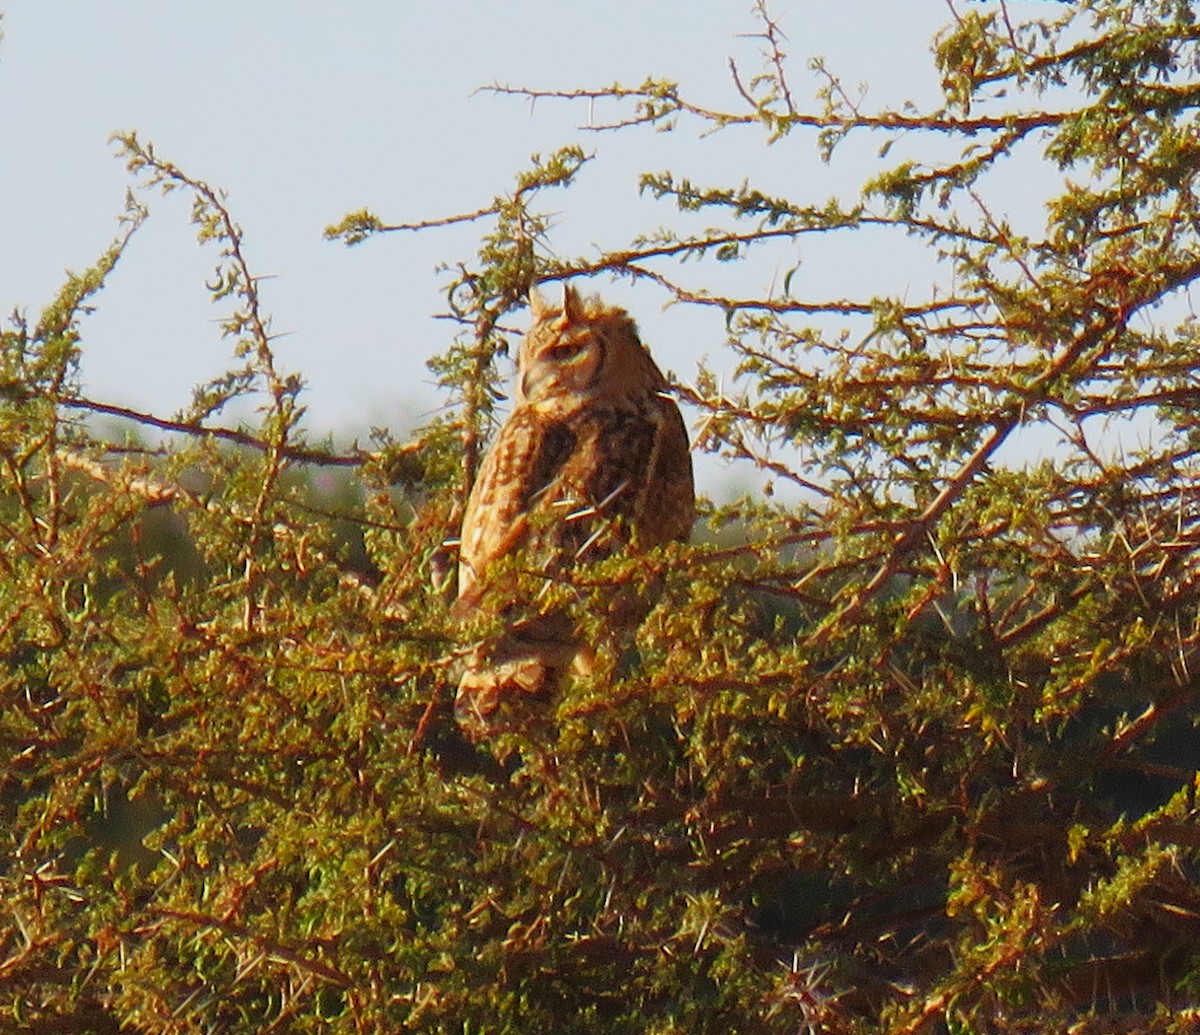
[520,364,551,400]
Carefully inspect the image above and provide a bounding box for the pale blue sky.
[1,2,950,491]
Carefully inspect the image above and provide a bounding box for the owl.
[455,283,695,738]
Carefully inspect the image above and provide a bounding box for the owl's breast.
[458,392,693,603]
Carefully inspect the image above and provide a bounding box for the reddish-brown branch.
[58,394,375,467]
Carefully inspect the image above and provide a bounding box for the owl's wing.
[457,407,577,606]
[633,393,695,547]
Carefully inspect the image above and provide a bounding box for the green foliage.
[4,2,1200,1032]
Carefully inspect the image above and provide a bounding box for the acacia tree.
[3,2,1200,1032]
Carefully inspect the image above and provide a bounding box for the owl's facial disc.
[520,328,603,401]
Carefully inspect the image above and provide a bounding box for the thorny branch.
[58,394,370,468]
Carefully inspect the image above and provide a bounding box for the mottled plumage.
[455,284,694,737]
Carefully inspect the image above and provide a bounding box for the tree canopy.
[3,2,1200,1032]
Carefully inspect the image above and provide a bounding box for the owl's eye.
[547,340,587,363]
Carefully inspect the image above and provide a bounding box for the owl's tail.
[454,615,583,741]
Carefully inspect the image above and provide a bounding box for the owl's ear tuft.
[528,286,549,322]
[562,282,584,324]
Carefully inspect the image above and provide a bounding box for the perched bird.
[455,283,694,738]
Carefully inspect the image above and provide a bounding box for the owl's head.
[516,284,668,409]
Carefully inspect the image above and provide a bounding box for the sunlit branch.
[58,395,372,468]
[486,81,1069,138]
